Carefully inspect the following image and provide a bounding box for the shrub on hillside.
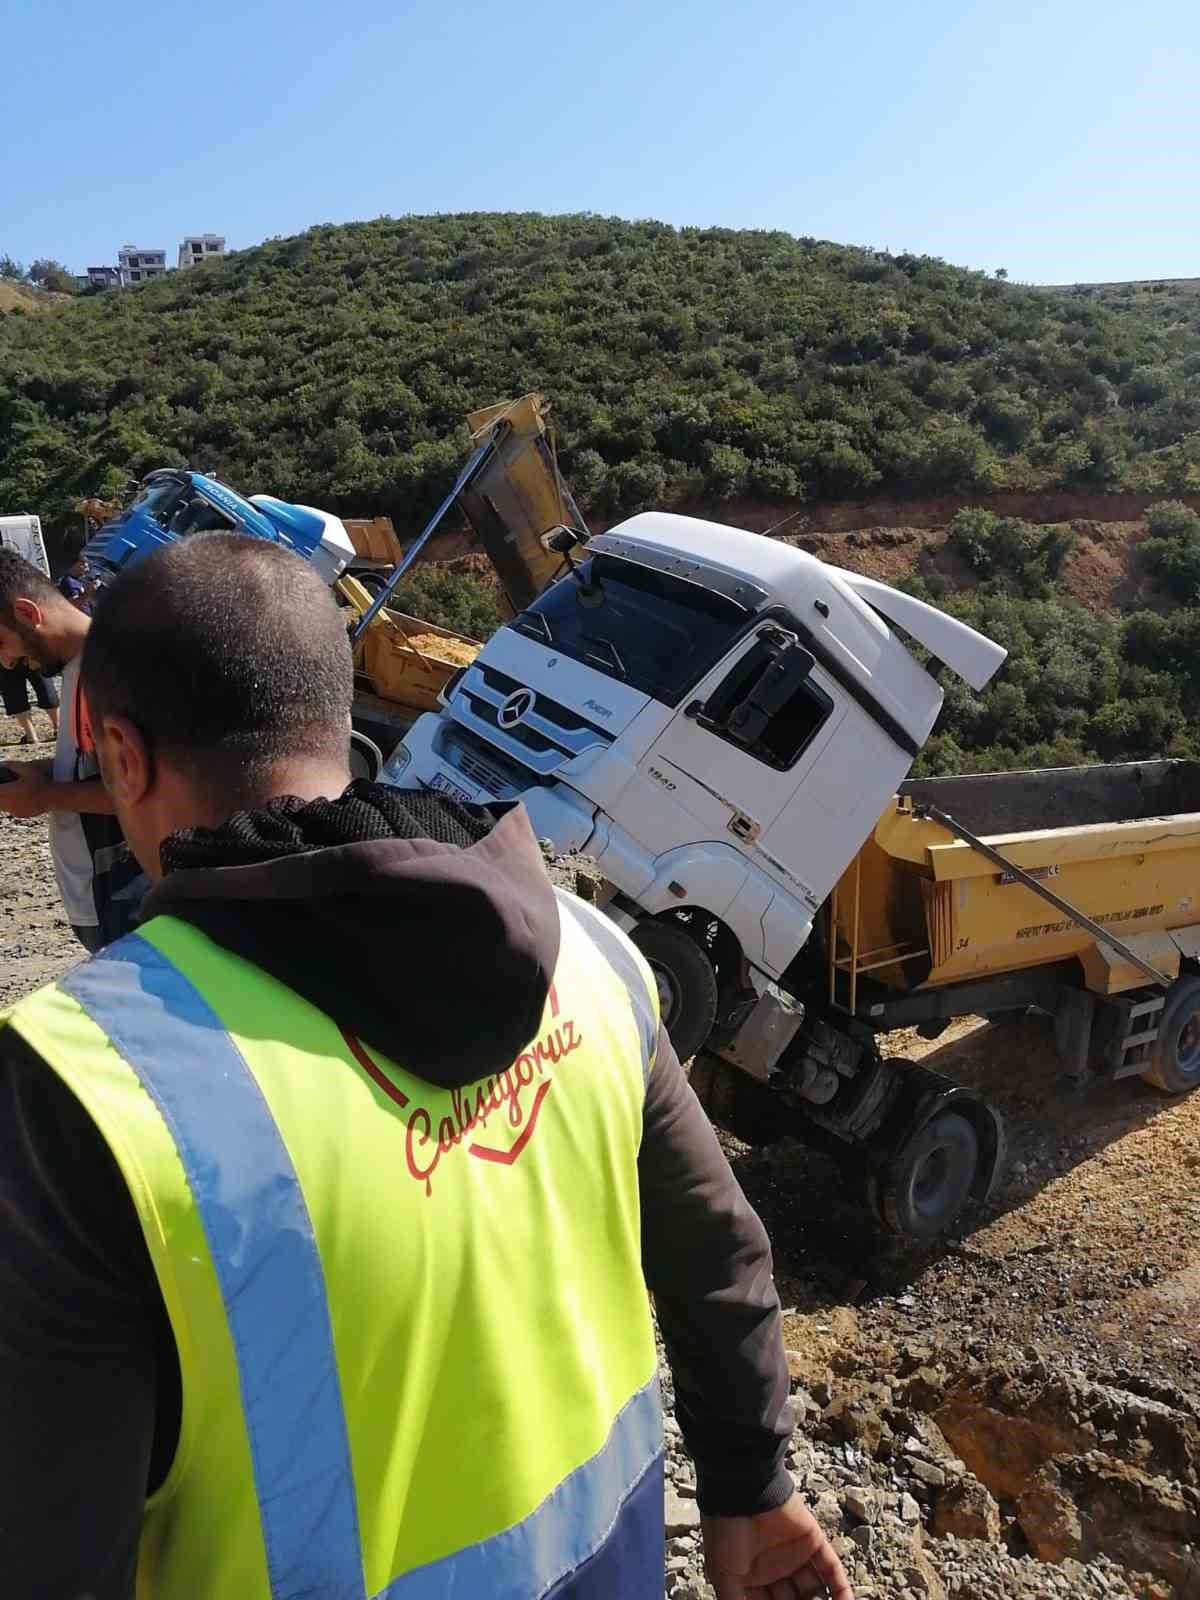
[948,507,1074,597]
[1121,365,1172,406]
[388,566,501,642]
[1139,500,1200,603]
[1146,499,1200,539]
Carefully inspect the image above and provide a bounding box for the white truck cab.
[387,511,1002,1000]
[384,513,1009,1237]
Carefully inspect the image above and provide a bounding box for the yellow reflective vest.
[4,890,663,1598]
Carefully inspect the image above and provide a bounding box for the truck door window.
[702,640,834,770]
[169,498,236,537]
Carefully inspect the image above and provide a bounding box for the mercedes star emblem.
[498,688,536,730]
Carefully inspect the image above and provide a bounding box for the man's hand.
[702,1495,853,1599]
[0,762,54,820]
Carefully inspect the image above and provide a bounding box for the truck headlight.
[383,743,412,780]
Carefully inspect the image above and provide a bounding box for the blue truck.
[83,469,356,585]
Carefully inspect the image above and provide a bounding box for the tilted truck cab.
[388,513,1004,946]
[386,512,1200,1238]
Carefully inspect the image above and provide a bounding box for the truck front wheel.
[631,921,718,1063]
[1143,973,1200,1095]
[873,1109,980,1241]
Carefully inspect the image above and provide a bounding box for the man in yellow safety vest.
[0,533,850,1600]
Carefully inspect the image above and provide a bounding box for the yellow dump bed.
[830,761,1200,1001]
[339,574,481,715]
[342,392,581,719]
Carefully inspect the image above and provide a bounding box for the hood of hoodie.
[142,784,560,1088]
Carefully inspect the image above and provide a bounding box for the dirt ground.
[718,1018,1200,1596]
[749,1014,1200,1389]
[0,715,79,1006]
[4,735,1197,1594]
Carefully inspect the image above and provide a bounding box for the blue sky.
[6,0,1198,284]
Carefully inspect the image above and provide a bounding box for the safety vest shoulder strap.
[555,890,660,1077]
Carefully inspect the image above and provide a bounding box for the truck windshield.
[132,479,189,526]
[512,555,749,703]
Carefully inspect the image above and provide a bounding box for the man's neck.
[47,607,90,665]
[158,759,354,840]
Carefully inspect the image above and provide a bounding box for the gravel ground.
[0,719,80,1005]
[4,781,1198,1596]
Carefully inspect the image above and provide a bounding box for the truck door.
[638,621,844,859]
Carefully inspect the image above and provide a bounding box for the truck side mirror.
[723,642,815,747]
[542,525,584,554]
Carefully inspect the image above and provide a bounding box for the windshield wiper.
[514,611,553,644]
[582,634,626,678]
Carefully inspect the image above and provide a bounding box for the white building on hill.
[178,234,226,268]
[118,245,167,285]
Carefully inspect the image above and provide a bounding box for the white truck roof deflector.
[839,572,1007,692]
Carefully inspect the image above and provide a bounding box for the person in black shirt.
[0,661,59,744]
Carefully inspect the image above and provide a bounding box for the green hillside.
[3,213,1200,537]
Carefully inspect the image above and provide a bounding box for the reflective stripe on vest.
[59,935,365,1600]
[8,893,662,1599]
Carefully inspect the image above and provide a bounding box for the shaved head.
[82,533,353,787]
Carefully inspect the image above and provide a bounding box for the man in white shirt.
[0,550,146,950]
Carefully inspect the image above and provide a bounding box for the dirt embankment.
[0,280,68,315]
[674,488,1200,539]
[780,517,1161,613]
[434,513,1158,615]
[423,489,1181,616]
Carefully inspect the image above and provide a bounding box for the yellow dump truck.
[456,394,586,615]
[693,759,1200,1238]
[839,766,1195,1008]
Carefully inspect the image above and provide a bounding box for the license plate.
[430,771,474,805]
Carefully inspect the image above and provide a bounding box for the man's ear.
[96,715,153,807]
[12,597,45,630]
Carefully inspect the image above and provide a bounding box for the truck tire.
[631,921,718,1063]
[349,730,384,784]
[877,1110,979,1240]
[1143,974,1200,1095]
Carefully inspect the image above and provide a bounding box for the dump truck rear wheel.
[1143,974,1200,1095]
[876,1109,980,1240]
[631,920,718,1063]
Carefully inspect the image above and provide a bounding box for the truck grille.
[457,744,510,795]
[447,663,614,779]
[442,727,547,800]
[473,665,613,740]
